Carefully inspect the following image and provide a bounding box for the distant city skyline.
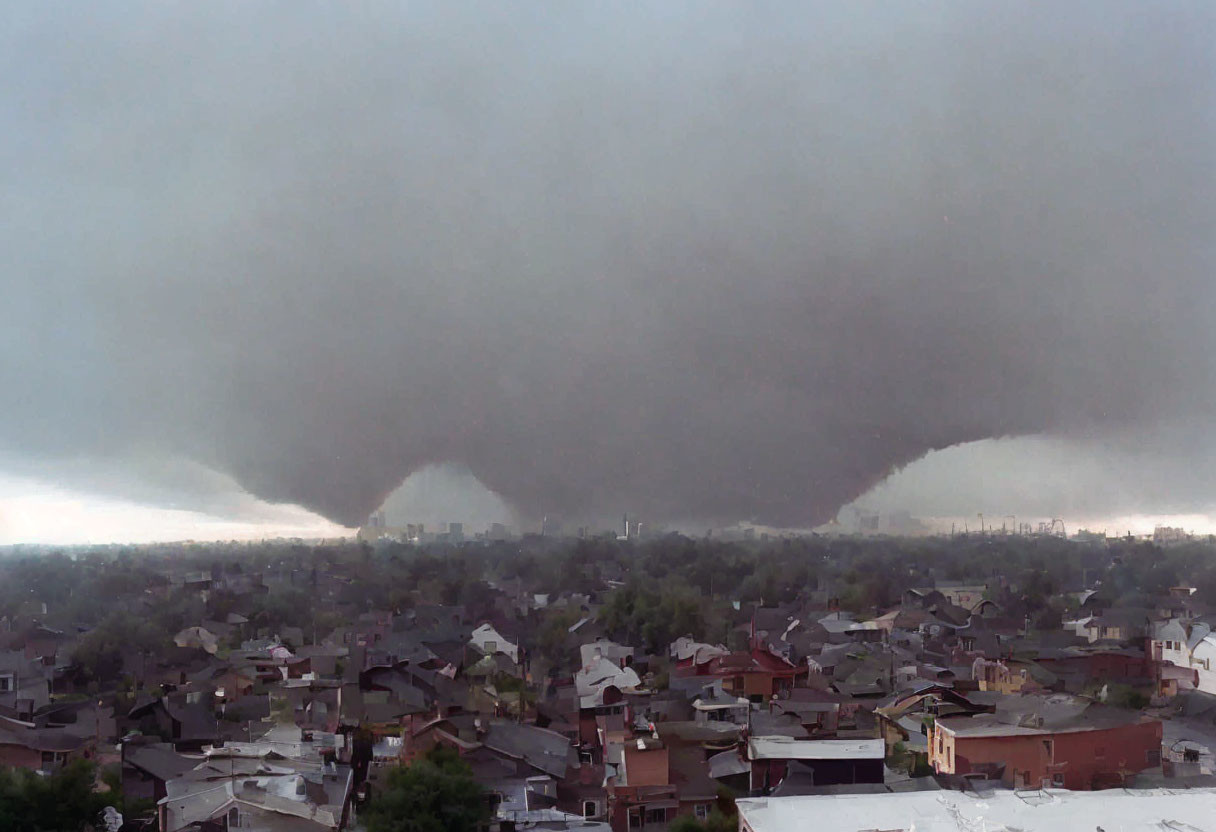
[5,440,1216,545]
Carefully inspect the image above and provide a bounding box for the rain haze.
[2,2,1215,543]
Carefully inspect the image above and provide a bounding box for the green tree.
[0,760,116,832]
[669,810,736,832]
[363,745,488,832]
[72,611,167,686]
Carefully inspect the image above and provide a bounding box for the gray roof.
[126,743,198,782]
[0,716,89,752]
[937,694,1148,738]
[484,720,575,779]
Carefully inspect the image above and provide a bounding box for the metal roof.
[747,736,884,761]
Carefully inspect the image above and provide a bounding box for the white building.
[737,787,1216,832]
[1150,618,1216,694]
[575,655,642,709]
[470,622,520,664]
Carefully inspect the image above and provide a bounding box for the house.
[121,739,197,803]
[902,588,948,610]
[407,715,575,778]
[1076,608,1152,644]
[932,582,988,610]
[128,694,221,752]
[471,623,520,664]
[0,713,95,772]
[674,645,803,702]
[1150,619,1216,696]
[875,685,991,759]
[173,626,219,654]
[604,733,719,832]
[746,737,884,793]
[691,686,749,726]
[971,657,1054,694]
[580,638,634,669]
[408,713,586,823]
[772,690,847,737]
[576,655,644,749]
[1034,646,1152,691]
[158,740,353,832]
[669,637,728,667]
[928,693,1162,789]
[0,649,51,715]
[18,624,67,662]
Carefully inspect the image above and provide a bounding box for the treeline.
[4,533,1216,688]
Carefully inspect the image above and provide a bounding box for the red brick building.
[674,646,803,701]
[606,736,719,832]
[929,695,1162,790]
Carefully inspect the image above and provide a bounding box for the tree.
[362,745,488,832]
[0,760,117,832]
[669,810,735,832]
[72,611,167,687]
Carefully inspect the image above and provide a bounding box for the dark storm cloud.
[2,2,1213,528]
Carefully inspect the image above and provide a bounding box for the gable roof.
[126,743,198,782]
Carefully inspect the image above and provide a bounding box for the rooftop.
[737,787,1216,832]
[935,694,1151,738]
[747,737,884,761]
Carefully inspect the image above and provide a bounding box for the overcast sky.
[2,3,1214,543]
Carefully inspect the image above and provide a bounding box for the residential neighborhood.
[3,529,1216,830]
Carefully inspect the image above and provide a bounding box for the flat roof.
[737,787,1216,832]
[935,708,1148,739]
[747,737,884,761]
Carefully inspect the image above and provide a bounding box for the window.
[583,801,599,819]
[645,808,668,825]
[695,804,709,820]
[1051,773,1065,786]
[0,673,13,692]
[227,807,241,828]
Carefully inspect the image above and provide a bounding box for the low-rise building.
[737,786,1216,832]
[157,728,353,832]
[746,737,884,794]
[1150,619,1216,696]
[471,623,521,664]
[928,693,1162,789]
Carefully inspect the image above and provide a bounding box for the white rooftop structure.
[747,737,885,761]
[575,655,643,708]
[470,622,520,663]
[737,787,1216,832]
[580,638,634,668]
[670,636,728,663]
